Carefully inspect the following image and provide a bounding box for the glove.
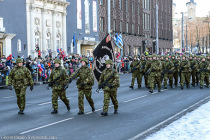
[109,85,114,89]
[181,66,184,70]
[69,79,72,83]
[48,82,53,87]
[8,85,12,90]
[151,69,156,72]
[168,70,173,74]
[30,85,33,91]
[81,83,85,87]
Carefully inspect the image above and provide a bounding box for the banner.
[77,0,82,29]
[93,34,116,82]
[93,1,97,32]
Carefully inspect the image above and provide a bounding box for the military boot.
[101,112,108,116]
[158,88,161,92]
[51,110,58,114]
[187,85,190,89]
[170,85,174,89]
[205,85,209,88]
[114,109,118,114]
[129,86,133,89]
[192,83,195,87]
[67,105,70,111]
[164,87,167,89]
[18,110,24,115]
[138,85,141,89]
[78,111,84,115]
[92,107,95,112]
[200,86,203,89]
[181,86,184,89]
[149,90,153,93]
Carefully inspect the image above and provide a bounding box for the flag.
[113,33,123,49]
[73,33,76,48]
[93,34,116,82]
[117,34,123,46]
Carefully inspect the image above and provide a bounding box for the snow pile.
[145,101,210,140]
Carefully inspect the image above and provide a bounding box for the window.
[143,13,150,30]
[120,21,122,33]
[138,26,140,34]
[113,19,116,31]
[119,0,122,10]
[132,1,134,13]
[100,17,104,31]
[143,0,150,10]
[85,0,90,34]
[46,32,51,49]
[113,0,115,8]
[17,39,21,52]
[126,22,129,33]
[138,3,140,15]
[56,34,61,49]
[100,0,103,5]
[126,0,128,12]
[132,24,134,34]
[35,31,40,50]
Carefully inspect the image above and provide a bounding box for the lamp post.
[156,0,159,55]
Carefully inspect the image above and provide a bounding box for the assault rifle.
[161,63,171,78]
[46,70,64,90]
[179,61,187,76]
[129,62,140,73]
[63,68,81,90]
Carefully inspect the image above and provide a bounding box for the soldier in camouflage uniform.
[99,60,120,116]
[48,58,70,114]
[144,55,152,88]
[193,55,199,86]
[139,55,147,88]
[198,56,210,89]
[162,55,174,89]
[149,55,161,93]
[180,55,190,89]
[129,55,141,89]
[69,58,95,115]
[171,54,180,87]
[188,54,197,87]
[8,58,33,115]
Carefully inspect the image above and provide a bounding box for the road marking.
[129,95,210,140]
[20,117,74,135]
[85,105,114,115]
[124,95,147,103]
[3,96,15,99]
[38,97,72,106]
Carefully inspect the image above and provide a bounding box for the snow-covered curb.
[145,101,210,140]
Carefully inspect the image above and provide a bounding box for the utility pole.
[107,0,111,33]
[181,12,184,53]
[156,0,159,54]
[186,22,188,51]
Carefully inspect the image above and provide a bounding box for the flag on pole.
[117,34,123,46]
[73,33,76,48]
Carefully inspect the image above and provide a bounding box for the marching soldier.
[162,55,174,89]
[189,54,197,87]
[180,55,190,89]
[144,55,152,88]
[99,60,120,116]
[198,56,210,89]
[8,58,34,115]
[171,54,180,87]
[139,55,147,88]
[48,58,70,114]
[149,55,161,93]
[129,55,141,89]
[194,55,199,86]
[69,58,95,115]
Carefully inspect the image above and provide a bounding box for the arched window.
[46,32,51,49]
[17,39,21,52]
[35,31,40,49]
[56,33,61,49]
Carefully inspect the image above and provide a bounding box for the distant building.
[186,0,197,19]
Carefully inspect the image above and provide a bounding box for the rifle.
[140,61,146,70]
[190,61,196,70]
[161,62,171,78]
[63,68,81,90]
[96,70,115,93]
[46,69,64,90]
[179,61,187,76]
[129,62,140,73]
[145,67,151,75]
[198,62,208,74]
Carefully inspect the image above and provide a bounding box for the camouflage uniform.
[99,60,120,116]
[196,55,201,85]
[139,55,147,88]
[69,58,95,114]
[49,59,70,113]
[171,54,180,87]
[144,55,152,88]
[8,58,33,114]
[198,56,210,88]
[180,55,190,89]
[188,55,197,87]
[129,56,141,88]
[162,55,174,88]
[149,55,161,93]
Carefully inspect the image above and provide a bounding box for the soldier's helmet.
[152,54,156,57]
[182,55,186,58]
[16,58,23,64]
[105,59,113,65]
[141,55,145,58]
[133,55,138,58]
[171,54,176,57]
[165,55,169,59]
[189,54,194,58]
[54,58,61,64]
[80,58,89,64]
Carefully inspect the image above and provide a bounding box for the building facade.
[0,0,69,58]
[66,0,99,56]
[98,0,173,55]
[186,0,196,19]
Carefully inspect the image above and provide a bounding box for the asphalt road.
[0,74,209,140]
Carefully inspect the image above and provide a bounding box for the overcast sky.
[173,0,210,18]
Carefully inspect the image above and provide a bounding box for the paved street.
[0,74,209,140]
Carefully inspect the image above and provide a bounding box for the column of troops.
[129,54,210,93]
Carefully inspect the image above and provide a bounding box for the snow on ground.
[145,101,210,140]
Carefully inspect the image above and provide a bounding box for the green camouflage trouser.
[164,73,173,87]
[131,72,141,86]
[196,72,200,85]
[15,87,27,110]
[173,71,179,86]
[103,91,118,112]
[181,72,190,87]
[78,89,94,112]
[139,72,145,86]
[52,90,69,110]
[200,72,209,87]
[190,71,196,85]
[150,75,161,90]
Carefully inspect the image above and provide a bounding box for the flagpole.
[108,0,111,32]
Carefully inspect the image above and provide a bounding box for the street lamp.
[185,17,192,52]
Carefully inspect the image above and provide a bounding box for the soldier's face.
[182,57,185,60]
[141,57,144,60]
[202,58,205,61]
[172,57,175,59]
[17,63,23,67]
[81,61,86,66]
[189,57,192,59]
[134,57,137,60]
[55,63,60,67]
[194,57,196,60]
[207,57,210,59]
[166,58,168,61]
[106,64,111,68]
[153,57,156,60]
[177,57,180,60]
